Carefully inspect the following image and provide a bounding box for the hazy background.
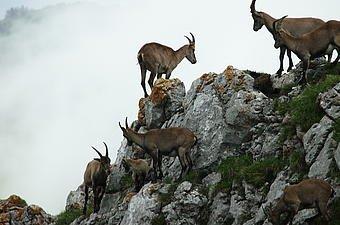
[0,0,338,214]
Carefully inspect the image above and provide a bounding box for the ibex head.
[119,117,133,146]
[91,142,111,175]
[272,15,288,49]
[184,32,197,64]
[250,0,264,31]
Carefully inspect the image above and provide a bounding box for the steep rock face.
[0,195,54,225]
[65,63,340,225]
[162,181,208,225]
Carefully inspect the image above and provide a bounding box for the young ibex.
[83,142,111,215]
[264,179,334,225]
[119,118,197,180]
[273,16,340,83]
[137,33,197,97]
[121,157,156,191]
[250,0,332,75]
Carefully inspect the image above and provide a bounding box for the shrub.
[55,208,83,225]
[151,214,166,225]
[216,155,286,192]
[289,75,340,131]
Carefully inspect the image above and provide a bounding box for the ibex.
[250,0,332,75]
[83,142,111,215]
[121,157,156,191]
[264,179,334,225]
[119,118,197,180]
[137,33,197,97]
[273,16,340,83]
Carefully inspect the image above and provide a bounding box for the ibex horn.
[103,142,108,157]
[190,32,195,43]
[92,146,103,158]
[125,117,129,128]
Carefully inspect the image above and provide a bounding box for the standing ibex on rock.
[119,118,197,180]
[83,142,111,215]
[138,33,197,97]
[273,16,340,83]
[264,179,334,225]
[250,0,332,75]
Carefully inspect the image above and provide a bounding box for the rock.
[271,70,298,90]
[292,208,319,225]
[308,132,337,179]
[105,166,128,193]
[202,172,222,187]
[208,192,233,225]
[254,170,289,224]
[66,185,91,211]
[137,98,147,126]
[120,182,162,225]
[162,181,208,225]
[335,143,340,170]
[318,82,340,120]
[0,195,54,225]
[303,116,334,164]
[162,69,272,174]
[143,78,185,128]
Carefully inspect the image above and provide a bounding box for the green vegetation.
[55,208,85,225]
[289,75,340,131]
[151,214,166,225]
[275,75,340,136]
[121,174,134,189]
[216,155,286,192]
[333,119,340,142]
[158,182,178,206]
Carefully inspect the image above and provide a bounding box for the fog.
[0,0,338,214]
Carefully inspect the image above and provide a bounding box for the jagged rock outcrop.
[64,62,340,225]
[0,195,54,225]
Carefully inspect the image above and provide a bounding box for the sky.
[0,0,339,215]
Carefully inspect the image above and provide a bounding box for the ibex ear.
[274,15,287,31]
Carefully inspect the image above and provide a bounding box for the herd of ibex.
[80,0,338,223]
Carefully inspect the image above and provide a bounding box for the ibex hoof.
[276,70,283,76]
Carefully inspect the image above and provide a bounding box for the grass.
[55,208,85,225]
[121,174,134,190]
[274,75,340,136]
[158,182,178,206]
[215,155,286,192]
[289,75,340,131]
[151,214,166,225]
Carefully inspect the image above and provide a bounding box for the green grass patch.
[333,119,340,142]
[151,214,166,225]
[323,63,340,75]
[288,150,308,178]
[289,75,340,131]
[274,75,340,134]
[55,208,85,225]
[158,182,178,206]
[216,155,286,192]
[121,174,134,189]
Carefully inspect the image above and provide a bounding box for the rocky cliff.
[0,195,54,225]
[61,61,340,225]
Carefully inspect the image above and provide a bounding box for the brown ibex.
[250,0,332,75]
[137,33,197,97]
[264,179,334,225]
[121,157,156,191]
[83,142,111,215]
[273,16,340,83]
[119,118,197,180]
